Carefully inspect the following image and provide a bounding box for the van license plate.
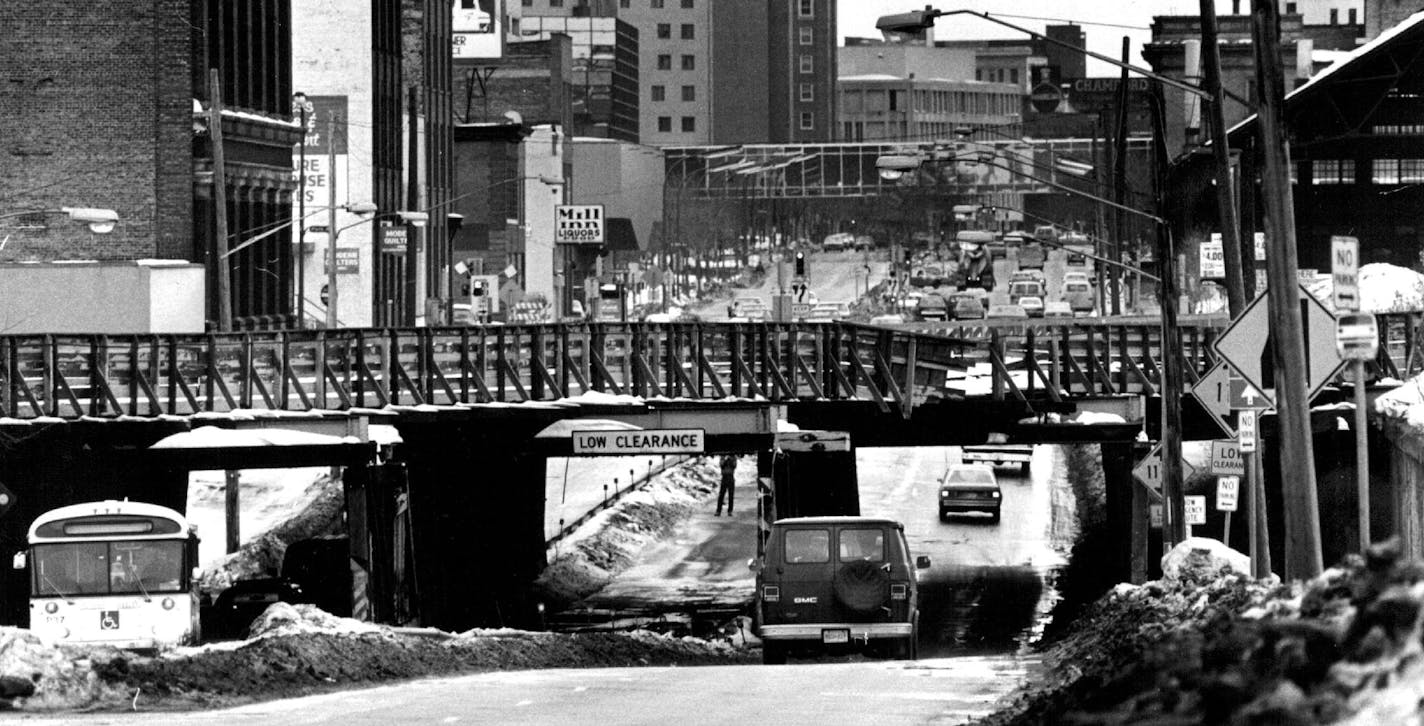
[821,629,850,644]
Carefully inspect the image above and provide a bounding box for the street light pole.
[326,112,339,329]
[1252,0,1323,578]
[294,93,311,327]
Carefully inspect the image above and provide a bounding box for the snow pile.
[192,469,344,594]
[0,628,107,710]
[1372,375,1424,449]
[246,603,383,639]
[1160,536,1251,581]
[153,425,352,448]
[984,537,1424,725]
[534,457,721,608]
[1304,263,1424,313]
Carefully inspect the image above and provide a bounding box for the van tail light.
[890,583,908,601]
[762,585,780,603]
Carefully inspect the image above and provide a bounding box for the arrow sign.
[1188,362,1238,437]
[1228,374,1273,411]
[1213,283,1346,403]
[1132,442,1199,503]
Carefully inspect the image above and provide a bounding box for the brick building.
[1,0,300,328]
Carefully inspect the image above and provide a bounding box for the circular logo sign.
[1030,82,1062,113]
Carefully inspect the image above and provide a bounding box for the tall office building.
[521,0,835,145]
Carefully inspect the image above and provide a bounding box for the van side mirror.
[12,552,26,570]
[916,555,931,569]
[748,557,763,573]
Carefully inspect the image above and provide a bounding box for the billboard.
[453,0,503,60]
[293,95,349,227]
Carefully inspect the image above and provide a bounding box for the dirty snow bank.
[534,457,721,608]
[980,537,1424,725]
[1304,263,1424,313]
[2,601,751,712]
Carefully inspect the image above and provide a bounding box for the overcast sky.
[839,1,1237,76]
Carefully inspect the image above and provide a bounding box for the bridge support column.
[771,431,858,519]
[1100,443,1141,584]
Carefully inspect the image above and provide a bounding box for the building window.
[682,0,694,7]
[657,23,671,39]
[1400,159,1424,183]
[1010,68,1019,85]
[798,0,813,17]
[550,0,563,5]
[681,116,696,132]
[652,0,664,7]
[657,54,672,70]
[800,112,814,130]
[976,69,983,81]
[681,54,695,70]
[799,54,813,73]
[1285,2,1297,13]
[1373,124,1424,135]
[523,0,532,5]
[799,83,814,102]
[1372,159,1402,184]
[1329,8,1338,23]
[1349,8,1358,23]
[799,27,813,45]
[652,85,666,101]
[621,0,630,6]
[1312,159,1354,185]
[681,24,695,40]
[658,116,672,132]
[681,85,696,101]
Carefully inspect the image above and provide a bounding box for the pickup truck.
[961,444,1033,475]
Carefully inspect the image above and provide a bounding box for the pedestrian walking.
[717,454,737,516]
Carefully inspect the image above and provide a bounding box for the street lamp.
[292,92,314,326]
[0,207,120,237]
[322,203,425,328]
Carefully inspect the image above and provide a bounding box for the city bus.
[25,500,200,650]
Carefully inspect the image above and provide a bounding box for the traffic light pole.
[1252,0,1323,578]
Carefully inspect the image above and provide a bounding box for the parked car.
[916,293,949,321]
[951,294,985,320]
[854,235,875,251]
[1066,290,1096,317]
[752,516,930,663]
[1044,301,1073,318]
[1018,295,1045,318]
[1017,242,1047,270]
[986,304,1029,320]
[938,464,1002,522]
[950,295,986,320]
[822,233,854,252]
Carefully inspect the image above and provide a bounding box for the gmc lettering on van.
[793,596,818,604]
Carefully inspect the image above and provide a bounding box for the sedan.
[939,464,1002,523]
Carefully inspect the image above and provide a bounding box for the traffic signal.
[0,481,15,519]
[471,279,486,297]
[795,252,806,277]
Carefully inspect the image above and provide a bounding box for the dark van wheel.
[1020,461,1031,476]
[835,560,891,613]
[762,641,787,665]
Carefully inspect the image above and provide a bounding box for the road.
[35,447,1067,725]
[698,249,889,321]
[32,656,1041,726]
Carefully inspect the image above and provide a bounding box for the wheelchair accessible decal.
[100,611,120,630]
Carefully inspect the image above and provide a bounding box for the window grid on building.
[798,0,813,17]
[799,27,813,45]
[799,54,813,73]
[657,23,670,38]
[800,112,815,130]
[681,54,695,70]
[1312,159,1354,185]
[682,85,695,101]
[682,116,696,132]
[681,24,695,39]
[1373,124,1424,135]
[657,54,671,70]
[799,83,814,102]
[658,116,672,132]
[652,85,665,101]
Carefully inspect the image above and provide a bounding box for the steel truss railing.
[1,316,1418,421]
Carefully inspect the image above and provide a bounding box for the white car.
[1018,295,1045,318]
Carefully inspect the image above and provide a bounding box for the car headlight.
[991,491,1001,498]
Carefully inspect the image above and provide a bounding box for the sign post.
[1217,475,1240,548]
[1332,235,1370,552]
[1184,495,1207,538]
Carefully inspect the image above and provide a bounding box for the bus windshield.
[33,540,186,596]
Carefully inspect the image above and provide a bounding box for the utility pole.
[405,86,420,326]
[1111,37,1131,317]
[1149,80,1187,549]
[1252,0,1323,578]
[326,112,339,329]
[209,69,233,332]
[295,96,310,327]
[1199,0,1247,315]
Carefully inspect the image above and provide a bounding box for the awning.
[605,217,640,251]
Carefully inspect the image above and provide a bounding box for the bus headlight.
[44,602,59,614]
[161,597,175,610]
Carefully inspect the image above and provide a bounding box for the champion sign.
[555,205,606,244]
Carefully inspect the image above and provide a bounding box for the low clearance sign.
[573,429,705,455]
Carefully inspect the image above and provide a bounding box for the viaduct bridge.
[0,315,1419,630]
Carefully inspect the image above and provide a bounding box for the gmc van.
[752,516,929,664]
